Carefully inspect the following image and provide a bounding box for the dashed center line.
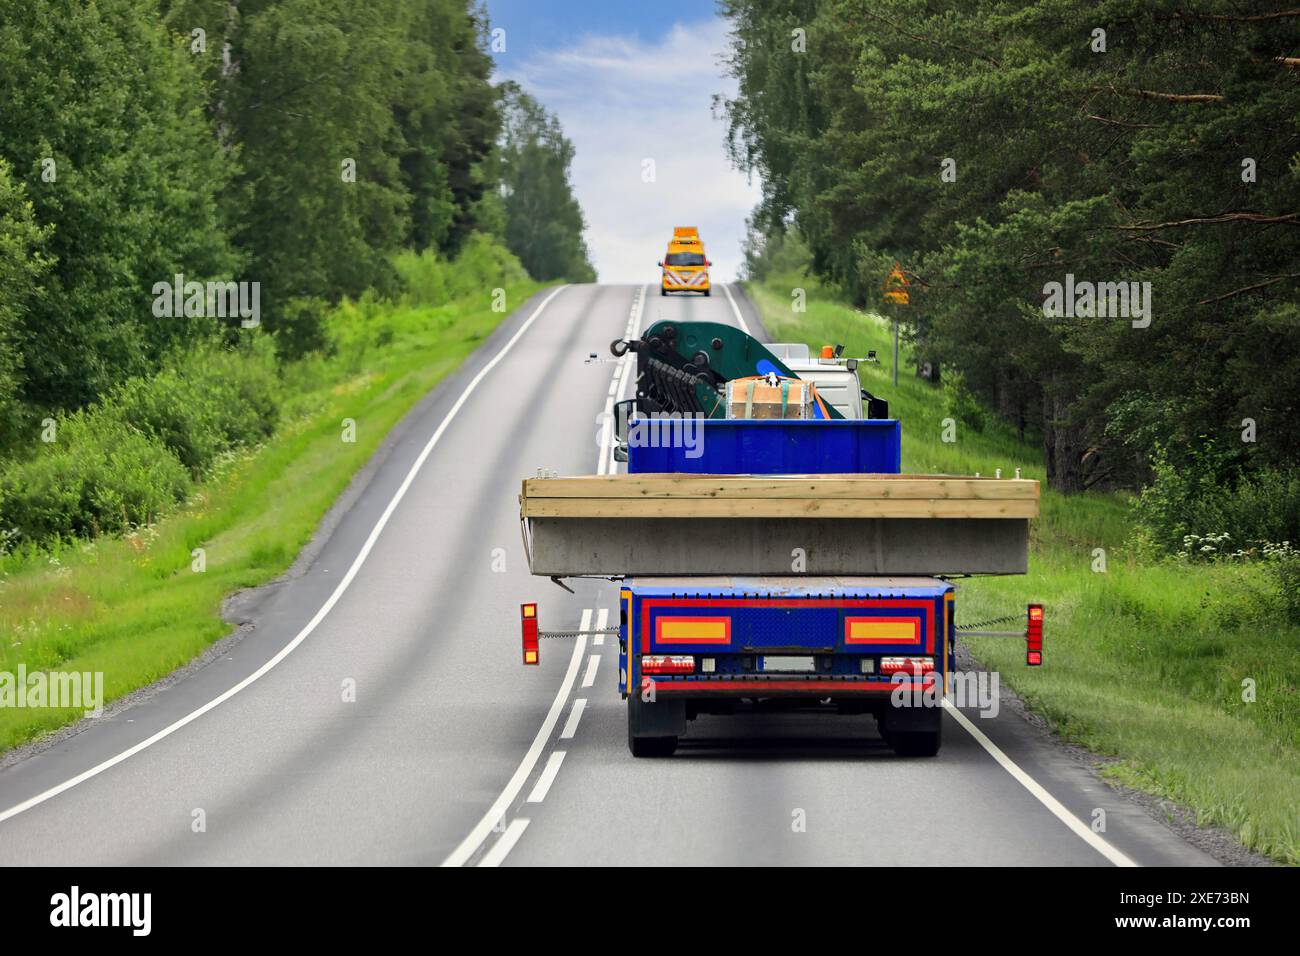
[594,608,609,645]
[478,818,530,868]
[581,654,601,689]
[527,751,566,804]
[560,698,586,740]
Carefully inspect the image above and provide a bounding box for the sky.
[483,0,762,284]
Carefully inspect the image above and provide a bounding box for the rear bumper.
[647,675,935,697]
[661,275,709,291]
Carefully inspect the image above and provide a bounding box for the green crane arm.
[610,320,845,419]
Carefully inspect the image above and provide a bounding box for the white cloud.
[501,19,761,284]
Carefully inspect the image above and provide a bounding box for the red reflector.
[641,655,695,675]
[879,656,935,676]
[1026,603,1043,665]
[522,603,539,666]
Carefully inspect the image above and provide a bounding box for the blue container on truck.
[627,418,902,475]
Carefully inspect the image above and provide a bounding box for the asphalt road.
[0,283,1218,866]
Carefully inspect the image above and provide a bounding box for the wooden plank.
[521,496,1039,520]
[524,474,1039,502]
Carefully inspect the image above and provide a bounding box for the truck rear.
[619,576,953,757]
[518,320,1041,758]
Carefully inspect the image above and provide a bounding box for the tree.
[721,0,1300,492]
[0,0,240,412]
[0,160,52,450]
[498,83,597,283]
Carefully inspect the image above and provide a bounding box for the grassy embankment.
[0,240,547,753]
[747,275,1300,864]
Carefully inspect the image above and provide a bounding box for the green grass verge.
[748,274,1300,864]
[0,279,546,753]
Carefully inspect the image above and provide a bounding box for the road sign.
[883,263,910,305]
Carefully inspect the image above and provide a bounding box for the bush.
[0,410,190,543]
[1133,443,1300,555]
[270,297,333,361]
[0,340,281,547]
[114,341,281,474]
[1268,548,1300,625]
[943,372,987,434]
[394,234,529,307]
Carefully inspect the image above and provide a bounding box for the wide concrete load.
[520,473,1038,577]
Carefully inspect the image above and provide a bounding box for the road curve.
[0,283,1217,866]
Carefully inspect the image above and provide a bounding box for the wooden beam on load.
[520,474,1039,520]
[523,497,1038,519]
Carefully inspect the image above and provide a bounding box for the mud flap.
[628,691,687,738]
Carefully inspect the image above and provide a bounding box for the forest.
[0,0,593,546]
[721,0,1300,552]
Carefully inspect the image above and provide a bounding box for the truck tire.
[627,693,684,757]
[703,288,711,297]
[888,727,941,757]
[660,287,667,296]
[879,706,942,757]
[629,733,678,758]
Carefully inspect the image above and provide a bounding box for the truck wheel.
[629,734,678,758]
[888,727,941,757]
[660,287,667,296]
[703,288,711,297]
[627,692,685,757]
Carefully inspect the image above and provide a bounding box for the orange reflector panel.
[845,617,920,645]
[655,617,731,644]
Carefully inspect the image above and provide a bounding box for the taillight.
[641,655,695,675]
[1026,604,1043,666]
[879,656,935,676]
[522,603,539,665]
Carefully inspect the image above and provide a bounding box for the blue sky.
[483,1,718,62]
[482,1,760,283]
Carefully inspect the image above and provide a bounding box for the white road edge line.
[526,751,566,804]
[581,654,600,689]
[447,285,645,867]
[559,698,586,740]
[942,699,1138,867]
[442,629,588,866]
[721,282,751,335]
[0,284,571,828]
[478,818,530,868]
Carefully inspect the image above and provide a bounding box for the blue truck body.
[627,418,902,474]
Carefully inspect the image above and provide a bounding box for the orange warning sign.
[883,263,910,305]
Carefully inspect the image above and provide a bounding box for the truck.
[658,226,710,296]
[518,320,1042,757]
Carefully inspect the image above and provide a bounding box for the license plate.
[759,655,816,673]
